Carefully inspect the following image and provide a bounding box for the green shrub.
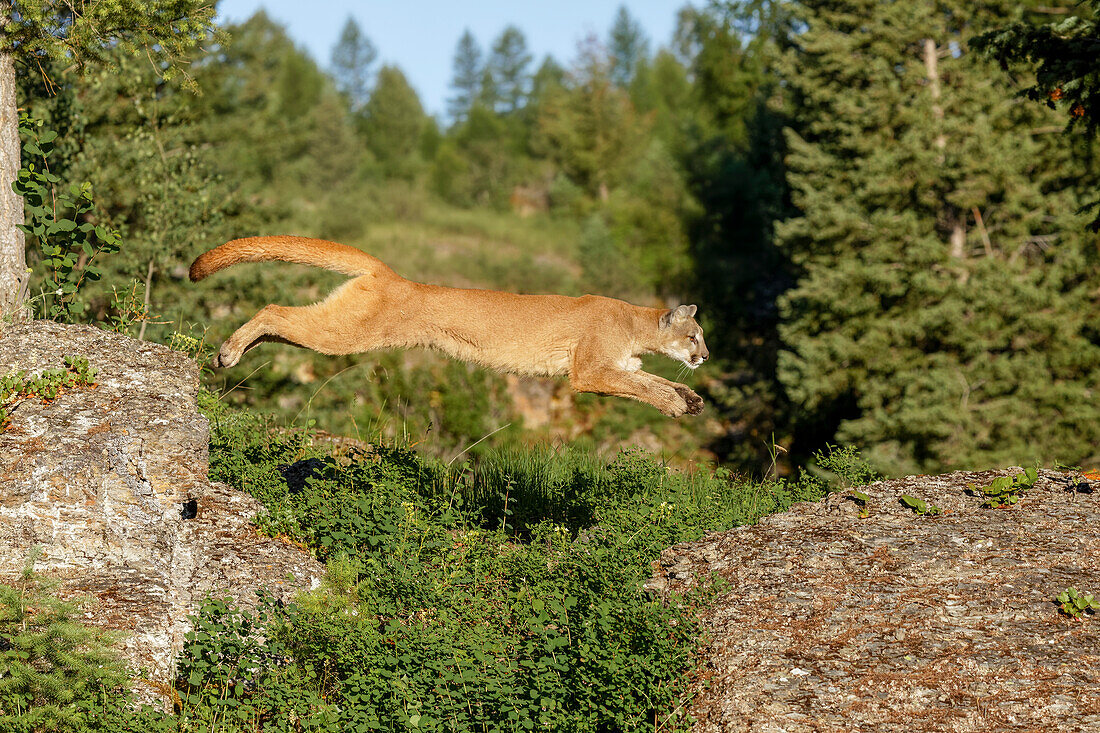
[972,465,1039,508]
[1,356,97,428]
[1056,587,1099,619]
[14,115,121,321]
[184,400,829,731]
[815,444,881,488]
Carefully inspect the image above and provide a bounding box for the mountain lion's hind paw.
[214,344,240,369]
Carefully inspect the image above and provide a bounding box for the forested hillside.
[10,0,1100,475]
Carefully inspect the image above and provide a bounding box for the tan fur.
[190,236,710,417]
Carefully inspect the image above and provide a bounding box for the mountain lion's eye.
[688,335,697,344]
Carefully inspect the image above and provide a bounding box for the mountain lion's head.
[659,304,709,369]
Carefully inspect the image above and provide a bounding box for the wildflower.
[1049,87,1064,101]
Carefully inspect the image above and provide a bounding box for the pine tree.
[530,56,566,103]
[488,25,533,113]
[476,66,500,112]
[448,30,483,123]
[535,38,646,200]
[609,6,650,87]
[361,65,427,178]
[974,1,1100,229]
[674,2,793,468]
[523,55,567,133]
[629,50,693,148]
[777,0,1100,473]
[0,554,127,728]
[331,16,378,110]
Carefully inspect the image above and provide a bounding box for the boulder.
[0,321,323,696]
[648,469,1100,731]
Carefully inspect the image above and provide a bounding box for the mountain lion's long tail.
[189,235,396,282]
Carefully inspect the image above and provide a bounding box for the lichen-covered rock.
[0,321,322,694]
[649,469,1100,732]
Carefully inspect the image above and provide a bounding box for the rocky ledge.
[0,322,322,695]
[648,469,1100,731]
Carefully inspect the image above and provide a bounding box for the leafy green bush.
[1,356,97,428]
[1056,587,1099,619]
[5,396,841,730]
[189,397,829,731]
[815,444,881,488]
[13,115,121,320]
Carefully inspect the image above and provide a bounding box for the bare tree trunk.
[923,38,967,263]
[0,38,28,323]
[138,259,154,341]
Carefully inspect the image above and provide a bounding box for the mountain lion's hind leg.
[216,301,360,368]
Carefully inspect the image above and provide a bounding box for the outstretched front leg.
[646,373,704,416]
[569,342,702,417]
[570,365,701,417]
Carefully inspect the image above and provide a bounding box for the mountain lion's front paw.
[660,394,690,418]
[674,385,704,416]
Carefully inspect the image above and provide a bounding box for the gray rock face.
[648,470,1100,732]
[0,322,323,694]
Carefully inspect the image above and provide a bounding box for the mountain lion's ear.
[660,304,698,328]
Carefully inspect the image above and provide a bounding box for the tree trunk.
[923,38,967,263]
[138,260,154,341]
[0,40,28,323]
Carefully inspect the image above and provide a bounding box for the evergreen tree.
[975,1,1100,137]
[535,38,646,201]
[448,30,483,123]
[629,49,693,148]
[974,1,1100,229]
[200,12,359,197]
[523,55,567,134]
[776,0,1100,473]
[361,65,427,178]
[0,555,128,729]
[675,1,794,468]
[609,5,650,87]
[488,25,533,113]
[476,66,500,112]
[330,16,378,110]
[530,56,567,103]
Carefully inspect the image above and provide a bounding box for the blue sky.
[215,1,687,118]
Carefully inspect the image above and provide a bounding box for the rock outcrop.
[0,322,323,694]
[648,469,1100,732]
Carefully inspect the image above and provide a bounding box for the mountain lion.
[190,236,709,417]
